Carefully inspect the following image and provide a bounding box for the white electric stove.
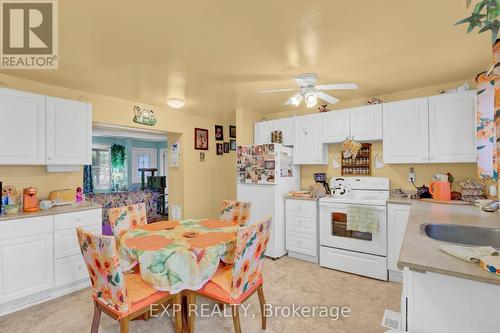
[319,177,390,280]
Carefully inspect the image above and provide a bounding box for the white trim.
[131,147,158,184]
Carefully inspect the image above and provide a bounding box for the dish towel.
[439,245,499,263]
[346,205,379,233]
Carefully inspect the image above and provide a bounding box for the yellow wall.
[0,74,236,219]
[236,107,262,146]
[300,143,477,192]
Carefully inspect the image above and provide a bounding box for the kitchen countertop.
[387,195,413,205]
[0,202,102,222]
[397,200,500,285]
[284,195,320,201]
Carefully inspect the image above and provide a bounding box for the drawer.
[54,224,101,259]
[286,231,317,256]
[286,214,316,235]
[54,209,102,231]
[0,216,53,240]
[54,254,89,287]
[286,199,317,215]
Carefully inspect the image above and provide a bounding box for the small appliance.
[48,189,75,205]
[23,187,40,212]
[314,173,330,194]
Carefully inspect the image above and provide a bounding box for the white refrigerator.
[236,143,300,259]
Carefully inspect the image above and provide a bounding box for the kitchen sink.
[421,223,500,249]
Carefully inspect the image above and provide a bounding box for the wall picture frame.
[216,143,223,155]
[215,125,224,141]
[194,128,209,150]
[230,139,236,151]
[224,142,230,153]
[229,125,236,138]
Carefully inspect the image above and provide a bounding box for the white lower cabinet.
[401,267,500,332]
[0,208,101,316]
[387,203,411,282]
[285,198,318,263]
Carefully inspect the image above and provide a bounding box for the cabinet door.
[0,88,45,164]
[429,91,476,163]
[46,97,92,165]
[321,110,350,143]
[383,97,429,163]
[271,118,294,146]
[293,114,327,164]
[350,104,383,141]
[387,204,411,272]
[0,233,53,304]
[254,121,272,145]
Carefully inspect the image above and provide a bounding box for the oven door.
[319,203,387,256]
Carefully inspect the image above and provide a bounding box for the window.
[92,146,111,190]
[131,148,157,183]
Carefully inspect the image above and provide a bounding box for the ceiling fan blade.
[316,83,358,90]
[258,88,295,93]
[284,93,303,106]
[317,92,340,105]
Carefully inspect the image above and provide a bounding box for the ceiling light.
[167,98,186,109]
[305,92,317,108]
[291,94,303,106]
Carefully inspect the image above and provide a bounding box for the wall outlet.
[408,167,416,183]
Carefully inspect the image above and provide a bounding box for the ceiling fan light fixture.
[167,98,186,109]
[305,92,317,108]
[291,94,303,106]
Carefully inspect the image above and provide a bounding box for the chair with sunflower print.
[186,217,272,333]
[76,227,182,333]
[219,199,251,226]
[108,203,147,245]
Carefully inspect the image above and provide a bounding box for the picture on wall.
[215,125,224,141]
[194,128,209,150]
[224,142,230,153]
[230,139,236,151]
[200,152,205,162]
[216,143,223,155]
[229,125,236,138]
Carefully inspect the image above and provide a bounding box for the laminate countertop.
[397,200,500,285]
[284,195,320,201]
[0,202,102,222]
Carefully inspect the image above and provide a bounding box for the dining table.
[118,218,238,294]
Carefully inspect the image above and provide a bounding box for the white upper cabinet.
[254,121,272,145]
[0,88,45,164]
[293,114,328,164]
[271,117,294,146]
[428,91,476,163]
[383,97,429,164]
[254,118,294,146]
[321,110,350,143]
[349,104,383,141]
[46,97,92,165]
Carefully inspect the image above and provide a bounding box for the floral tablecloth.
[119,218,237,294]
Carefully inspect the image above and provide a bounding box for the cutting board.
[420,198,471,205]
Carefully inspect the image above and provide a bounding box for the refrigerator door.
[236,144,277,185]
[237,183,283,258]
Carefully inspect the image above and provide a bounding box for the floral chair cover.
[219,200,251,226]
[76,227,129,313]
[108,203,147,243]
[230,218,271,300]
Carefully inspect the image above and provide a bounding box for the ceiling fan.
[258,73,358,108]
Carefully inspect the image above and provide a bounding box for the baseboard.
[288,251,318,264]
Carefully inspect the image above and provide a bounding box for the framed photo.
[229,125,236,138]
[194,128,208,150]
[215,125,224,141]
[199,152,205,162]
[224,142,230,153]
[230,139,236,151]
[216,143,223,155]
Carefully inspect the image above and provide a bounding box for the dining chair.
[76,227,182,333]
[186,217,272,333]
[108,203,147,244]
[219,199,251,226]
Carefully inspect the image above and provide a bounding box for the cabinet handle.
[47,157,52,160]
[76,218,82,222]
[302,126,308,135]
